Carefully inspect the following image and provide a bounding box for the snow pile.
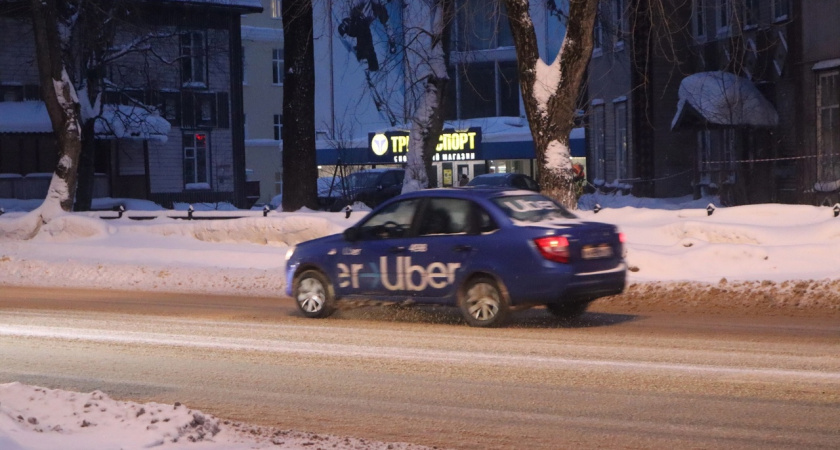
[0,383,435,450]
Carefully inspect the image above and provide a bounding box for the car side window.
[357,198,419,240]
[418,198,490,236]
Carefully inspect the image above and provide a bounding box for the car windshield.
[491,194,577,222]
[346,172,380,189]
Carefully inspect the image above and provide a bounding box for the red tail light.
[619,232,626,243]
[534,236,570,263]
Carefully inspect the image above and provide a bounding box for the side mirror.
[343,227,360,242]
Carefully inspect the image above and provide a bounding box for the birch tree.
[401,0,454,192]
[504,0,597,208]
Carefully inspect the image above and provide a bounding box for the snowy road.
[1,287,839,449]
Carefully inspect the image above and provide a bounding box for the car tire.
[293,270,336,318]
[546,301,589,320]
[458,276,509,327]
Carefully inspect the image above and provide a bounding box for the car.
[466,172,541,192]
[319,168,405,211]
[285,188,626,327]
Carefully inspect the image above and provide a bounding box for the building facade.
[0,0,260,208]
[241,0,284,205]
[310,0,584,187]
[587,0,840,205]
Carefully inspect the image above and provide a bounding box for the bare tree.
[30,0,82,218]
[282,0,319,211]
[504,0,597,208]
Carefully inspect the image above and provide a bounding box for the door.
[333,198,422,299]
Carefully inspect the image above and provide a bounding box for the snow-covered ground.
[2,192,839,448]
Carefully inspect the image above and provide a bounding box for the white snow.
[672,71,779,129]
[2,192,840,448]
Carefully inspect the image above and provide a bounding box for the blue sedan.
[285,188,626,327]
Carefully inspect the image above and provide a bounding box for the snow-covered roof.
[154,0,263,11]
[0,101,52,134]
[0,101,170,141]
[95,105,171,141]
[671,71,779,129]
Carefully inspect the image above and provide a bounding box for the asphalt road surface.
[0,286,838,449]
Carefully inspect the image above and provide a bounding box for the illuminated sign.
[367,128,482,163]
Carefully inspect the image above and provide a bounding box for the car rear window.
[491,194,577,222]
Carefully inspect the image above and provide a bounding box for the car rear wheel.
[458,277,509,327]
[293,270,335,318]
[546,301,589,320]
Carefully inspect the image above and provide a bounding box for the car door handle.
[389,246,406,253]
[453,244,472,252]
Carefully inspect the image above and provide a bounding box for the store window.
[183,132,209,187]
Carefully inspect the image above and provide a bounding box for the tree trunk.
[281,0,318,211]
[504,0,597,209]
[403,0,453,192]
[31,0,83,215]
[74,119,97,211]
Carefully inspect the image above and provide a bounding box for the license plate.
[581,244,613,259]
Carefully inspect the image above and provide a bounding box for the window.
[272,49,284,85]
[716,0,731,36]
[591,103,606,181]
[270,0,281,19]
[593,8,603,57]
[611,0,625,49]
[743,0,759,29]
[180,31,207,86]
[448,60,519,120]
[454,0,513,51]
[243,113,248,140]
[614,101,628,180]
[692,0,706,40]
[241,46,247,85]
[772,0,790,22]
[183,132,209,186]
[273,114,282,141]
[817,71,840,182]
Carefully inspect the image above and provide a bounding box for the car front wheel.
[293,270,336,318]
[458,276,509,327]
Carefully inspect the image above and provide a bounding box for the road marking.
[1,324,839,382]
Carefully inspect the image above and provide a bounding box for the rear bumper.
[507,262,627,305]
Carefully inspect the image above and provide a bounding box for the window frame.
[816,70,840,182]
[742,0,759,30]
[591,102,606,182]
[270,0,281,20]
[614,100,629,181]
[611,0,625,50]
[273,114,282,141]
[180,31,207,87]
[692,0,707,41]
[715,0,731,37]
[183,132,210,187]
[272,48,284,86]
[772,0,790,22]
